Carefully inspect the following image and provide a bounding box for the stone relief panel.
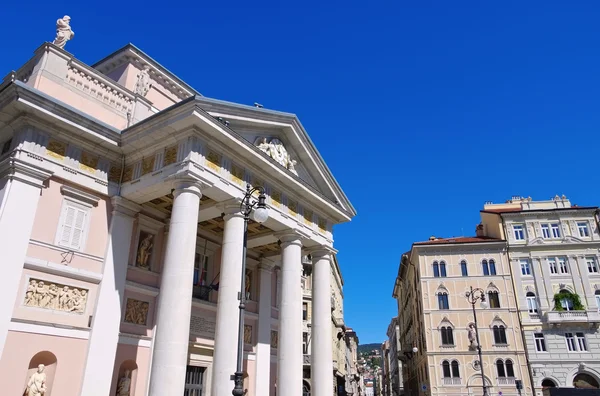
[244,325,252,344]
[23,279,88,314]
[124,298,150,326]
[135,230,155,270]
[270,330,278,349]
[190,314,217,340]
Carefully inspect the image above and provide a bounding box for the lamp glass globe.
[252,207,269,223]
[412,347,418,354]
[480,300,489,309]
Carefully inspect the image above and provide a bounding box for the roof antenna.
[254,102,263,108]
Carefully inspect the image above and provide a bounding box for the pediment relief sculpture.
[254,137,298,175]
[24,279,88,314]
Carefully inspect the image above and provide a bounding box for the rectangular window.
[302,303,308,321]
[303,332,308,354]
[548,258,558,274]
[551,223,561,238]
[534,333,546,352]
[588,257,599,274]
[559,257,569,274]
[488,292,500,308]
[513,225,525,240]
[56,199,90,251]
[565,333,576,352]
[596,294,600,312]
[576,333,587,352]
[527,296,538,313]
[461,261,468,277]
[184,365,206,396]
[438,294,449,310]
[578,222,590,237]
[541,224,551,239]
[520,259,531,275]
[193,254,208,286]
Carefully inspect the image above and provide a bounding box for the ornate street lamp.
[232,185,268,396]
[465,286,489,396]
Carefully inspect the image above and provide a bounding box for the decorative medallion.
[24,279,88,314]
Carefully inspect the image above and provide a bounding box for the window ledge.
[60,185,100,207]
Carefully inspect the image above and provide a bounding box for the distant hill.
[358,343,381,354]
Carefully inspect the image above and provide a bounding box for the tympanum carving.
[24,279,87,314]
[254,137,298,175]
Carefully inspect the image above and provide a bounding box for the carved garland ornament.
[254,137,298,175]
[23,279,88,314]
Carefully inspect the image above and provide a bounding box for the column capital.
[307,245,337,260]
[275,229,308,248]
[0,157,53,188]
[167,169,213,199]
[217,198,244,217]
[111,196,141,218]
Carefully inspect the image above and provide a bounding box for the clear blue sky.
[3,1,600,344]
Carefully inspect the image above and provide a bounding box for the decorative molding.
[118,333,152,348]
[60,185,101,207]
[125,281,159,297]
[137,213,165,232]
[24,256,102,284]
[9,319,90,339]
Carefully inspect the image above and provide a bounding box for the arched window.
[496,360,506,377]
[438,292,449,310]
[482,260,490,276]
[496,359,515,378]
[303,380,311,396]
[505,359,514,377]
[542,379,557,389]
[493,325,507,344]
[440,261,447,277]
[573,373,600,389]
[460,260,468,277]
[451,361,460,378]
[442,360,451,378]
[487,291,500,308]
[489,259,497,275]
[440,326,454,345]
[559,289,574,311]
[526,292,538,313]
[433,261,440,277]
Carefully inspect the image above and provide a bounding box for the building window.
[559,290,575,311]
[520,259,531,275]
[433,261,440,277]
[440,261,447,277]
[559,257,569,274]
[526,292,538,313]
[595,290,600,312]
[578,222,590,237]
[587,257,599,273]
[548,258,558,274]
[565,333,576,351]
[55,199,91,251]
[513,225,525,240]
[441,326,454,346]
[461,260,468,276]
[541,224,551,239]
[184,365,206,395]
[489,259,497,275]
[496,360,505,377]
[482,260,490,276]
[488,291,500,308]
[576,333,587,352]
[493,325,507,344]
[302,303,308,321]
[442,360,460,378]
[551,223,561,238]
[534,333,546,352]
[303,332,308,354]
[438,293,449,310]
[496,359,515,378]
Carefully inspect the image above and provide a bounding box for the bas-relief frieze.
[124,298,150,325]
[24,279,88,314]
[244,325,252,344]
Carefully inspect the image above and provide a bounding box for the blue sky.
[3,1,600,344]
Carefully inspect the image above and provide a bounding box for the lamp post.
[232,185,269,396]
[399,347,418,396]
[465,286,489,396]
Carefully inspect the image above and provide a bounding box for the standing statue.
[116,370,131,396]
[134,67,151,97]
[245,271,251,298]
[26,364,47,396]
[468,324,478,350]
[52,16,75,49]
[136,233,154,270]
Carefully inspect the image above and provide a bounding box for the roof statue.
[52,15,74,49]
[254,137,298,176]
[134,66,152,97]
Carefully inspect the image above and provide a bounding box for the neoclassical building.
[0,36,355,396]
[481,196,600,393]
[393,236,532,396]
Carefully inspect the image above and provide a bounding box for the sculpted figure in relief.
[117,370,131,396]
[24,279,87,313]
[52,16,74,49]
[134,67,151,97]
[136,233,154,270]
[468,324,478,350]
[26,364,47,396]
[124,299,150,325]
[253,137,298,176]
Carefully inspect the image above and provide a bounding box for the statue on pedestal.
[136,233,154,270]
[468,324,478,350]
[26,364,47,396]
[52,16,74,49]
[116,370,131,396]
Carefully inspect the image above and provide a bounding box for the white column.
[277,232,303,396]
[148,179,202,396]
[533,257,551,309]
[79,197,140,396]
[311,248,334,396]
[255,259,274,396]
[211,204,245,395]
[0,159,51,358]
[576,255,596,307]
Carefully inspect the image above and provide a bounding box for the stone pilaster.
[255,258,275,396]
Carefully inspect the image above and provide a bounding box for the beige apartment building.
[393,236,532,396]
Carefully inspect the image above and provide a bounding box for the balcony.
[545,310,600,326]
[497,377,516,386]
[442,378,461,385]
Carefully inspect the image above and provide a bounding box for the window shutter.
[59,206,76,246]
[57,201,88,251]
[70,207,87,250]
